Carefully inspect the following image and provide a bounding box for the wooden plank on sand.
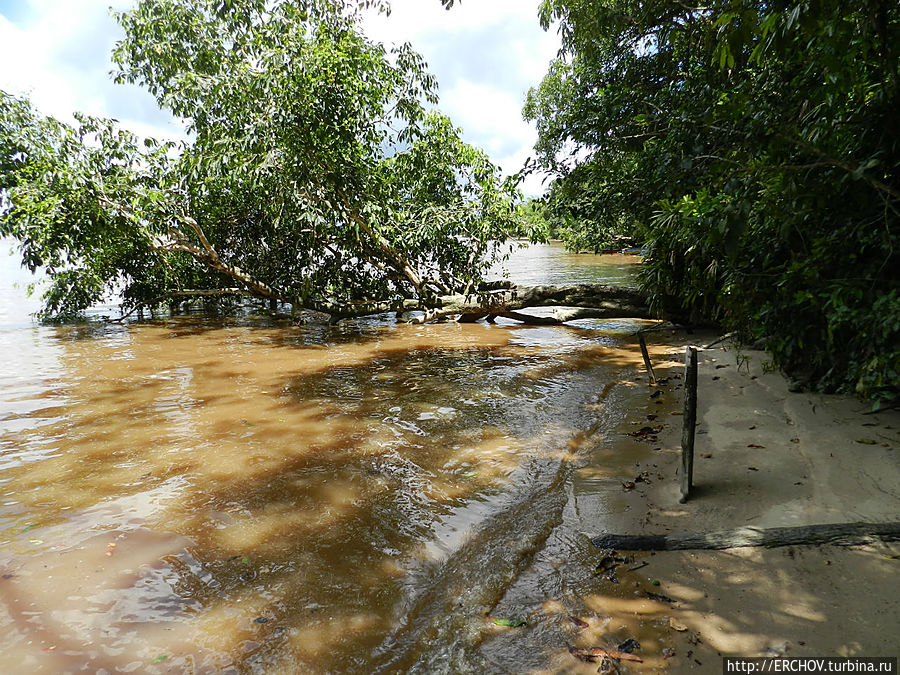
[592,521,900,551]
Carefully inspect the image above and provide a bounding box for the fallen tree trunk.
[151,282,658,325]
[592,521,900,551]
[411,283,653,324]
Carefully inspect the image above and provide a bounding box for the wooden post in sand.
[680,346,698,503]
[637,332,657,384]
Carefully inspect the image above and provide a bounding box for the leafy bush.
[528,0,900,405]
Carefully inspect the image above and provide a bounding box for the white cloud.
[365,0,559,195]
[1,0,558,194]
[0,0,183,139]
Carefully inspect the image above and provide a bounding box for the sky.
[0,0,560,195]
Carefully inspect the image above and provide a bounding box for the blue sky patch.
[0,0,33,26]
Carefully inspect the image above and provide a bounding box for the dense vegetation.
[1,0,897,404]
[0,0,518,320]
[525,0,899,404]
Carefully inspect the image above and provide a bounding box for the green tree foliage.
[0,0,517,320]
[526,0,899,403]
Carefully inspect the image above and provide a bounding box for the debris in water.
[629,425,662,441]
[254,617,269,624]
[597,656,616,674]
[568,615,590,629]
[662,647,676,659]
[669,617,688,631]
[645,591,676,603]
[569,647,643,663]
[651,579,660,586]
[622,481,636,491]
[492,617,527,627]
[617,638,641,653]
[748,443,765,448]
[594,554,625,576]
[569,647,592,663]
[151,655,169,664]
[856,438,877,445]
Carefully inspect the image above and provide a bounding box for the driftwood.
[592,521,900,551]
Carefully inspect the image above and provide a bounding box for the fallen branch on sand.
[569,647,644,663]
[592,521,900,551]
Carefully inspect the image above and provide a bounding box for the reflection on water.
[494,242,640,287]
[0,243,666,672]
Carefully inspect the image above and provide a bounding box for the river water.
[0,245,674,673]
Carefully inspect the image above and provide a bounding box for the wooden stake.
[637,332,656,384]
[680,346,698,503]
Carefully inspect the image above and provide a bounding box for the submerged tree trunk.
[156,282,659,324]
[412,283,654,324]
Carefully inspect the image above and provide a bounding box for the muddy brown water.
[0,245,679,673]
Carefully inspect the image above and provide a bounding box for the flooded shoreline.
[0,245,668,672]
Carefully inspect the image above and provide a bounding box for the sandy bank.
[477,330,900,673]
[632,334,900,669]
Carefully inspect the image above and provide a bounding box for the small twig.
[569,647,643,663]
[106,304,148,324]
[638,332,657,384]
[705,331,736,349]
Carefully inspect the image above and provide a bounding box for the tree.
[526,0,899,403]
[1,0,518,321]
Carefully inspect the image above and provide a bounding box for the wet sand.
[481,331,900,673]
